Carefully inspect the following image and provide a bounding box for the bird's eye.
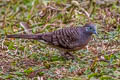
[89,27,92,30]
[87,27,93,31]
[86,27,93,32]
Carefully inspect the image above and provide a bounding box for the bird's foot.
[61,52,75,60]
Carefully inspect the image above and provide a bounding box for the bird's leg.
[61,52,75,60]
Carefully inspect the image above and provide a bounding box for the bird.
[7,23,97,60]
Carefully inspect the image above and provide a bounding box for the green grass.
[0,0,120,80]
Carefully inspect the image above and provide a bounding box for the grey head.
[84,23,97,35]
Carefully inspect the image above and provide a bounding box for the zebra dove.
[7,23,97,59]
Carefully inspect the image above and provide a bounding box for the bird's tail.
[6,34,42,40]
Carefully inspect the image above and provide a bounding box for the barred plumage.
[7,23,97,59]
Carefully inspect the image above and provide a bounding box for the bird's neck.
[77,27,92,44]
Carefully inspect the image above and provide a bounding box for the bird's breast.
[77,35,92,48]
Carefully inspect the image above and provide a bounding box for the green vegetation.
[0,0,120,80]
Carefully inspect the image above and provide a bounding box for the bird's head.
[84,23,97,35]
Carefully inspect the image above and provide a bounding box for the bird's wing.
[51,27,81,49]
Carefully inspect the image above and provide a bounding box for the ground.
[0,0,120,80]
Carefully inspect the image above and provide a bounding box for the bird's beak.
[93,31,98,35]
